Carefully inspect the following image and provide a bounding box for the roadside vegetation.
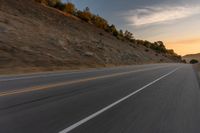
[35,0,181,59]
[190,59,199,64]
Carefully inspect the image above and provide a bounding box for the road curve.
[0,63,199,133]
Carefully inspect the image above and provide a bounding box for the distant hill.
[183,53,200,63]
[0,0,181,74]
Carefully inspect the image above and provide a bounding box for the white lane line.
[59,67,181,133]
[0,65,168,82]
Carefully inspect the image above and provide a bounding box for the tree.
[63,2,76,14]
[143,41,151,48]
[35,0,62,7]
[85,7,90,12]
[150,41,167,53]
[167,49,175,55]
[157,41,167,53]
[77,7,92,22]
[124,30,134,40]
[48,0,61,7]
[91,15,109,30]
[53,1,65,10]
[106,24,118,36]
[190,59,199,64]
[119,30,124,37]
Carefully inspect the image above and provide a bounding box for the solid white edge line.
[59,67,181,133]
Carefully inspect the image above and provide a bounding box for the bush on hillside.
[91,15,109,30]
[119,30,124,37]
[35,0,61,6]
[53,1,65,10]
[182,60,187,63]
[35,0,66,11]
[167,49,175,55]
[77,7,92,22]
[105,24,119,37]
[150,41,167,53]
[143,41,151,48]
[48,0,61,7]
[190,59,199,64]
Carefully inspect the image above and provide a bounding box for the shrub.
[54,1,65,10]
[143,41,151,48]
[149,41,167,53]
[77,7,93,22]
[167,49,175,55]
[190,59,199,64]
[48,0,61,7]
[106,24,119,37]
[182,60,187,63]
[35,0,63,8]
[119,30,124,37]
[130,39,136,43]
[113,30,119,37]
[107,24,116,32]
[91,15,109,30]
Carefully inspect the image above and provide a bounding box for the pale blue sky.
[63,0,200,55]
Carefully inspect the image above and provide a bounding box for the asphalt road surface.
[0,63,200,133]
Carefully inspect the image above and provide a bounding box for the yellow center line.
[0,66,169,97]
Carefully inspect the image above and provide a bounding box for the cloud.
[125,5,200,26]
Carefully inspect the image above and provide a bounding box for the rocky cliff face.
[0,0,181,74]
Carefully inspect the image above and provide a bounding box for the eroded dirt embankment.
[0,0,181,74]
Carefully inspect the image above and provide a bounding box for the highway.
[0,63,200,133]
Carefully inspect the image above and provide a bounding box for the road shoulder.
[193,64,200,86]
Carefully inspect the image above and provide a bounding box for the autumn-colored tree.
[77,7,92,22]
[63,2,76,14]
[35,0,61,7]
[91,15,109,30]
[49,0,61,7]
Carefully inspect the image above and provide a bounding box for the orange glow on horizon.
[166,38,200,56]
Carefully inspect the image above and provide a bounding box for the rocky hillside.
[183,53,200,63]
[0,0,181,74]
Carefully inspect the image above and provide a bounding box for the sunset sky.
[64,0,200,56]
